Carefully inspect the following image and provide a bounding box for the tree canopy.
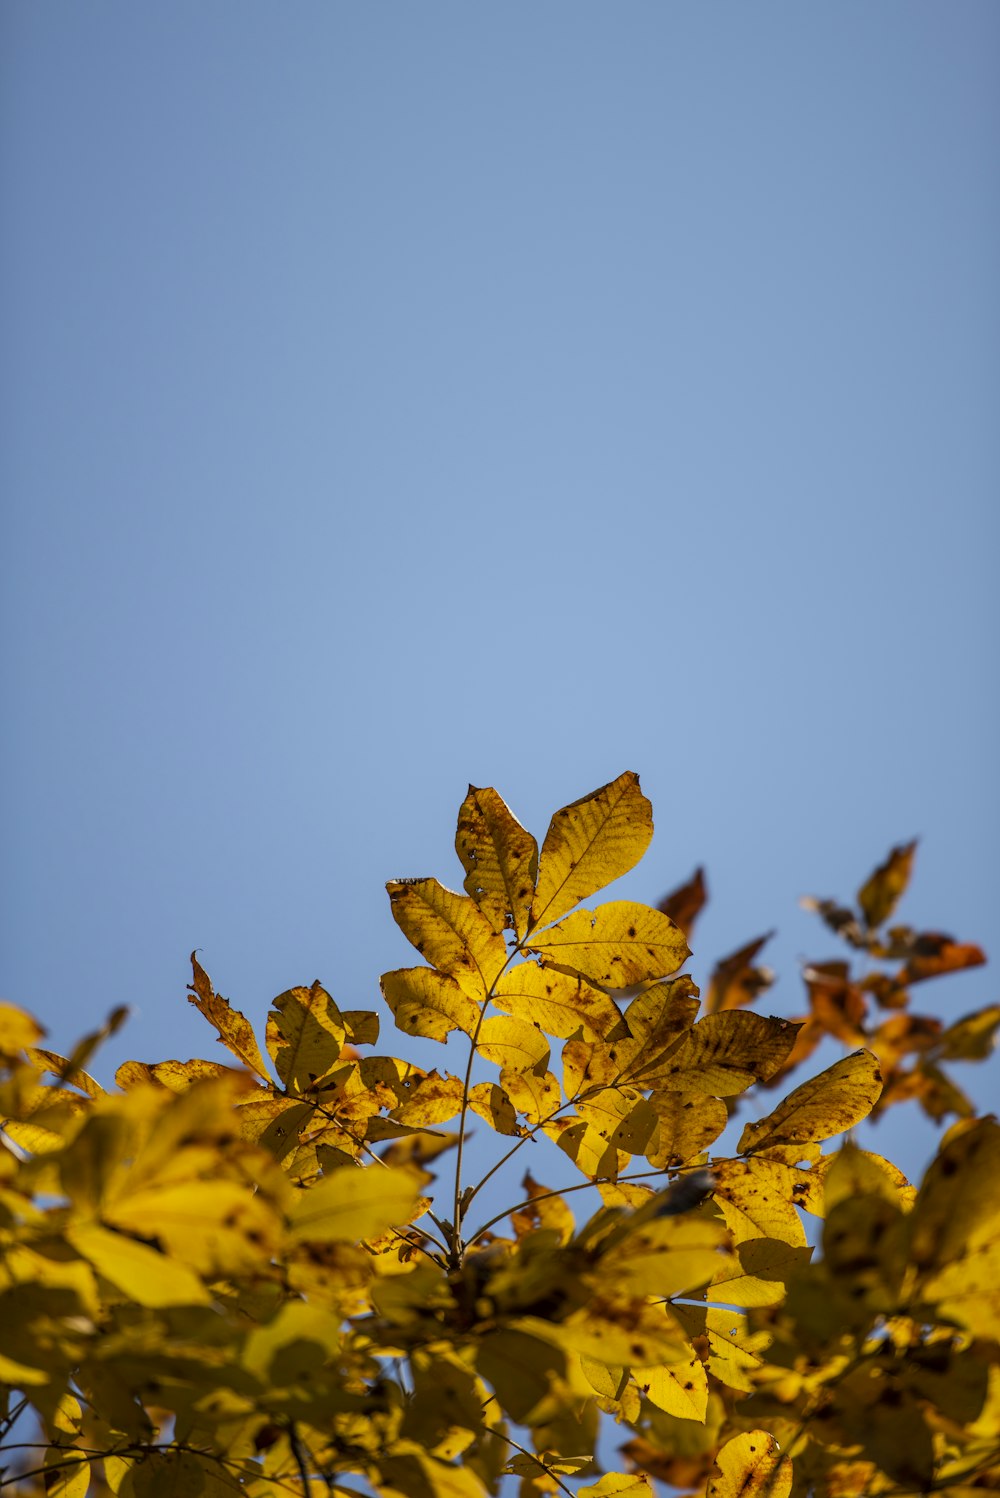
[2,773,998,1497]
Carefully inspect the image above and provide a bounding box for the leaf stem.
[484,1425,580,1498]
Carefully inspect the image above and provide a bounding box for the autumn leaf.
[858,840,917,929]
[493,962,623,1041]
[657,866,708,940]
[638,1011,799,1094]
[387,877,509,999]
[476,1015,550,1075]
[381,966,479,1042]
[187,954,271,1080]
[526,901,688,989]
[705,934,775,1014]
[738,1050,883,1154]
[530,772,653,931]
[708,1430,792,1498]
[265,982,346,1092]
[287,1163,420,1243]
[455,784,539,939]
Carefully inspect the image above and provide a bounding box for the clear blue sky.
[2,4,997,1195]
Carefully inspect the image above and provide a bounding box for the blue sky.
[2,3,998,1200]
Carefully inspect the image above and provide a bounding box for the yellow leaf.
[643,1091,728,1170]
[242,1299,343,1384]
[342,1007,380,1045]
[936,1004,1000,1061]
[105,1179,282,1276]
[187,954,271,1080]
[139,1058,235,1092]
[387,878,509,999]
[26,1048,105,1097]
[634,1349,708,1421]
[711,1159,807,1247]
[381,967,479,1042]
[510,1172,575,1244]
[67,1221,210,1306]
[117,1450,243,1496]
[287,1163,419,1242]
[493,963,623,1041]
[527,902,688,989]
[265,982,346,1091]
[907,1117,1000,1335]
[0,1002,45,1056]
[737,1050,883,1154]
[476,1015,550,1075]
[708,1430,792,1498]
[392,1072,465,1126]
[518,1297,689,1368]
[857,840,917,929]
[43,1449,90,1498]
[549,1117,620,1180]
[475,1328,568,1423]
[468,1081,522,1135]
[599,1216,734,1298]
[621,977,701,1054]
[455,785,539,940]
[579,1476,653,1498]
[561,1036,620,1098]
[671,1304,770,1394]
[530,773,653,931]
[706,1237,812,1307]
[502,1068,562,1124]
[643,1011,799,1094]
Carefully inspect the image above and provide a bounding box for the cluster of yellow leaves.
[1,773,997,1498]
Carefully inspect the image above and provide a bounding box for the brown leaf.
[657,867,708,940]
[705,934,774,1014]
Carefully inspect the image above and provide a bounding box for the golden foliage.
[1,774,997,1498]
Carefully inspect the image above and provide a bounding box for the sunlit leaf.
[935,1004,1000,1061]
[493,963,622,1041]
[634,1350,708,1421]
[387,878,509,999]
[0,1002,45,1056]
[519,1297,690,1368]
[642,1011,799,1094]
[579,1474,653,1498]
[468,1081,522,1135]
[502,1067,562,1124]
[527,902,688,989]
[381,967,479,1042]
[67,1221,211,1307]
[711,1158,807,1247]
[391,1072,465,1126]
[105,1178,283,1276]
[704,934,774,1015]
[265,981,346,1091]
[738,1050,883,1154]
[598,1215,734,1298]
[530,773,653,931]
[476,1015,550,1075]
[706,1237,813,1307]
[857,840,917,929]
[287,1163,420,1243]
[187,954,271,1081]
[455,784,539,939]
[643,1091,728,1169]
[707,1430,791,1498]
